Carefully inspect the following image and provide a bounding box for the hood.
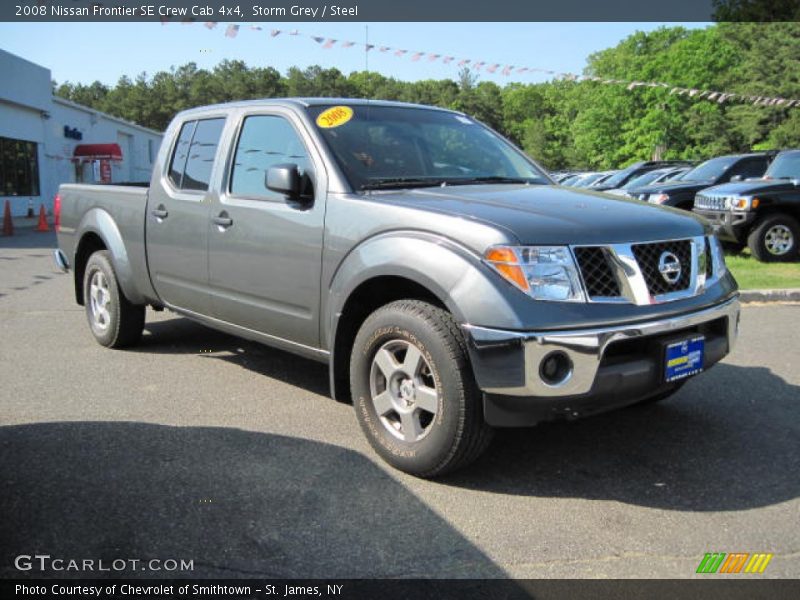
[699,179,796,196]
[628,180,712,196]
[371,184,707,245]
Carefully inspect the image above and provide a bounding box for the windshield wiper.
[445,176,541,186]
[360,177,447,190]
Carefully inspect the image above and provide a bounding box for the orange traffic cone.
[35,204,50,232]
[2,200,13,237]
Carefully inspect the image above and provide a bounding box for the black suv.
[693,149,800,261]
[591,160,692,192]
[630,153,775,210]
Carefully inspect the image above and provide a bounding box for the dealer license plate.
[664,336,705,382]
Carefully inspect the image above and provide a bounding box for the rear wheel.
[747,213,799,262]
[350,300,493,477]
[83,250,145,348]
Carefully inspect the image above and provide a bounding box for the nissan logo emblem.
[658,251,682,285]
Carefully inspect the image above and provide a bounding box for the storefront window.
[0,136,40,197]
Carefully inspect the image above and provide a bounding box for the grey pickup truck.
[54,99,740,477]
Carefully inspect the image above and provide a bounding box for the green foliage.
[53,23,800,169]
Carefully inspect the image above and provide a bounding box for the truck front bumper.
[463,296,739,426]
[692,208,756,244]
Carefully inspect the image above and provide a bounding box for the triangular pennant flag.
[323,38,336,49]
[427,54,440,62]
[411,52,424,61]
[395,49,407,57]
[225,24,239,38]
[270,29,281,37]
[204,22,217,29]
[502,66,513,76]
[443,56,454,64]
[486,64,499,73]
[250,25,262,31]
[342,41,355,48]
[312,36,325,44]
[365,44,375,51]
[457,59,471,66]
[379,46,390,52]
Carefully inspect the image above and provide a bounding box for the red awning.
[72,143,123,161]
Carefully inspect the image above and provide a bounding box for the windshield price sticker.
[317,106,354,129]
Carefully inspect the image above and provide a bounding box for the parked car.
[572,172,609,187]
[633,153,775,210]
[52,99,739,477]
[561,172,590,186]
[591,160,692,191]
[605,166,691,196]
[552,172,577,184]
[557,174,577,185]
[588,170,618,188]
[693,149,800,261]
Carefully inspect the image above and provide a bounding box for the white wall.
[0,49,51,112]
[0,49,163,217]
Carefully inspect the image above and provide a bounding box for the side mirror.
[730,175,743,182]
[266,163,301,197]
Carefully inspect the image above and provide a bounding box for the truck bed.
[57,183,155,306]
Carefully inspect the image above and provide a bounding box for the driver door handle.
[151,206,168,219]
[212,212,233,228]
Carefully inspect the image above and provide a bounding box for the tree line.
[54,23,800,171]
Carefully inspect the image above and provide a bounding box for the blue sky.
[0,22,707,86]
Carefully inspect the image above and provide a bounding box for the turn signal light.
[485,247,530,292]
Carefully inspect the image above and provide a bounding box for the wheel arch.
[73,208,146,306]
[326,232,523,403]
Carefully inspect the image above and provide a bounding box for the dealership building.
[0,49,163,217]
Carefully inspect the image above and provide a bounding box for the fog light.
[539,351,573,386]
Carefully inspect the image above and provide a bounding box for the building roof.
[52,96,163,137]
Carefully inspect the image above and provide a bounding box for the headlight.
[484,246,585,302]
[648,193,670,204]
[708,235,728,278]
[730,196,760,211]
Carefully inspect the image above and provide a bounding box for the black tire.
[747,213,799,262]
[83,250,145,348]
[350,300,493,478]
[635,381,686,407]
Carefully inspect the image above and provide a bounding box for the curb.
[740,289,800,303]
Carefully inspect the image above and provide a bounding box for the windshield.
[307,104,550,190]
[765,152,800,179]
[621,169,665,190]
[599,167,637,188]
[681,156,736,183]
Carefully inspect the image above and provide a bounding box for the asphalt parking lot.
[1,229,798,579]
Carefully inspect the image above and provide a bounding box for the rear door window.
[167,118,225,191]
[181,118,226,191]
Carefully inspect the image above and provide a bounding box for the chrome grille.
[695,194,726,210]
[632,240,692,296]
[573,247,621,297]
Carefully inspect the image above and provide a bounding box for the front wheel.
[83,250,145,348]
[350,300,493,477]
[747,213,799,262]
